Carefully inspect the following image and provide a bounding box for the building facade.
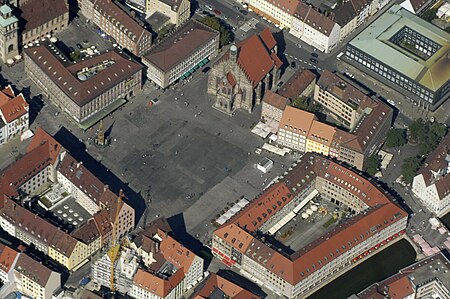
[0,128,135,271]
[346,5,450,110]
[142,20,219,89]
[14,254,61,299]
[208,28,282,114]
[24,42,143,125]
[0,4,18,63]
[0,85,29,145]
[212,153,408,298]
[80,0,153,57]
[277,69,316,100]
[412,133,450,217]
[145,0,190,27]
[261,90,289,123]
[245,0,297,28]
[19,0,69,46]
[0,244,19,284]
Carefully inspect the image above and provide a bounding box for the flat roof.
[349,4,450,92]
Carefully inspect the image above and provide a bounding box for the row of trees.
[199,16,233,47]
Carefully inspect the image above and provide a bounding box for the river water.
[307,239,416,299]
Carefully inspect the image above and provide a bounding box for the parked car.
[240,9,248,15]
[296,43,302,48]
[277,81,284,88]
[222,15,228,20]
[311,52,318,58]
[202,67,211,73]
[76,43,83,49]
[290,61,296,68]
[206,4,213,10]
[310,58,318,64]
[213,9,221,15]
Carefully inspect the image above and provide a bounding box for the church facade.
[207,28,282,114]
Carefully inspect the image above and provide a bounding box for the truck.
[337,52,344,61]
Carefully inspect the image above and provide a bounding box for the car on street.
[76,43,83,49]
[240,9,248,15]
[277,81,284,88]
[233,5,240,10]
[202,66,211,73]
[311,53,318,58]
[290,61,296,68]
[213,9,221,15]
[310,58,318,64]
[83,40,89,45]
[222,15,228,20]
[206,4,213,10]
[296,43,302,48]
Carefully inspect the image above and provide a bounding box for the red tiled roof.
[214,153,407,286]
[232,182,293,231]
[259,28,277,50]
[72,219,101,244]
[0,244,19,273]
[227,72,237,87]
[0,132,61,198]
[385,276,414,299]
[0,86,28,123]
[133,268,185,298]
[266,0,299,15]
[192,273,262,299]
[236,29,281,88]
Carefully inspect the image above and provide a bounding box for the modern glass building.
[345,5,450,111]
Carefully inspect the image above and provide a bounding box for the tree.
[156,24,175,42]
[421,8,437,22]
[69,51,81,61]
[365,154,380,176]
[401,156,423,184]
[409,119,448,155]
[199,16,233,47]
[291,97,321,113]
[408,118,424,142]
[385,128,407,148]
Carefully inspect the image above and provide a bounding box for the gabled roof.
[133,267,185,298]
[278,69,316,99]
[15,253,57,288]
[235,28,282,88]
[262,90,289,110]
[0,244,18,273]
[191,273,262,299]
[278,106,316,135]
[0,86,28,124]
[331,1,357,26]
[294,2,336,36]
[19,0,68,34]
[266,0,299,15]
[72,219,101,244]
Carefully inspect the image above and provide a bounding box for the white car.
[206,4,213,10]
[223,15,228,20]
[296,43,302,48]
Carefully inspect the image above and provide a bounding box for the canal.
[307,239,416,299]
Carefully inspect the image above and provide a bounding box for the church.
[207,28,283,114]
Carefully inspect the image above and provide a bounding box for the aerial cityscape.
[0,0,449,298]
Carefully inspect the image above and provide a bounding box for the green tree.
[156,24,175,42]
[385,128,407,148]
[291,97,321,113]
[69,51,81,61]
[365,154,380,176]
[408,118,424,142]
[421,8,437,22]
[401,156,423,184]
[199,16,233,47]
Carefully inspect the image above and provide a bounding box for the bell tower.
[0,4,19,63]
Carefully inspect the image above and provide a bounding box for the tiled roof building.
[142,20,219,89]
[0,128,135,270]
[103,217,205,299]
[190,272,261,299]
[79,0,153,56]
[212,153,407,298]
[356,252,450,299]
[0,243,19,284]
[0,85,29,145]
[208,28,282,114]
[412,133,450,217]
[24,42,143,125]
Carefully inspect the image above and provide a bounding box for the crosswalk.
[240,18,259,32]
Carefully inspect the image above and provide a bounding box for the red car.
[213,9,221,15]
